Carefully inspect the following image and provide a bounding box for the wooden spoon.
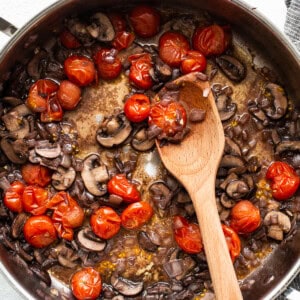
[155,72,243,300]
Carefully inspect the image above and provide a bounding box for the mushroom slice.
[226,179,250,200]
[97,112,132,148]
[111,273,143,296]
[11,212,29,239]
[131,127,155,152]
[76,227,106,252]
[220,155,245,169]
[0,137,28,164]
[81,153,109,196]
[35,140,61,158]
[52,166,76,190]
[149,180,173,210]
[264,211,291,241]
[224,137,241,156]
[216,55,246,82]
[215,94,237,121]
[27,49,48,79]
[220,193,236,208]
[275,140,300,155]
[137,231,158,252]
[87,12,115,42]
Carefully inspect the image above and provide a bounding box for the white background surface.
[0,0,290,299]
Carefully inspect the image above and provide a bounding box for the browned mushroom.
[216,55,246,82]
[0,137,28,164]
[87,13,115,42]
[131,127,155,152]
[76,227,107,252]
[111,273,143,296]
[264,211,291,241]
[52,166,76,190]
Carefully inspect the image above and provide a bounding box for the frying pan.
[0,0,299,299]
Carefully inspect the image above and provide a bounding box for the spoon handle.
[187,176,243,300]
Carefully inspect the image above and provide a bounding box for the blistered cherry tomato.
[159,32,190,67]
[222,224,241,262]
[22,185,49,215]
[112,31,135,51]
[59,29,81,49]
[57,80,82,110]
[121,201,153,230]
[173,216,203,254]
[266,161,300,200]
[129,5,160,38]
[107,174,141,203]
[23,215,57,248]
[3,181,25,213]
[40,95,63,123]
[129,53,153,89]
[124,94,150,122]
[192,24,231,57]
[21,163,52,187]
[148,101,187,137]
[230,200,261,234]
[93,48,122,80]
[48,192,84,241]
[26,79,59,112]
[90,206,121,239]
[71,267,102,300]
[64,55,96,87]
[180,50,207,74]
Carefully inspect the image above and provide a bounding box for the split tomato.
[40,95,63,123]
[180,50,207,74]
[121,201,153,229]
[59,29,81,49]
[21,163,52,187]
[266,161,300,200]
[173,216,203,254]
[112,31,135,51]
[3,181,25,213]
[57,80,82,110]
[124,93,150,122]
[22,185,49,215]
[222,224,241,262]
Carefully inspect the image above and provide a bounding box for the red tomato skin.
[57,80,82,110]
[22,185,49,215]
[230,200,261,234]
[180,50,207,74]
[64,55,96,87]
[173,216,203,254]
[266,161,300,200]
[148,101,187,137]
[222,224,241,262]
[107,174,141,203]
[108,13,127,32]
[121,201,153,230]
[21,164,52,187]
[71,267,102,300]
[23,215,57,248]
[112,31,135,51]
[40,95,63,123]
[3,181,25,213]
[192,24,230,57]
[129,5,160,38]
[90,207,121,239]
[124,94,150,122]
[60,30,81,49]
[93,48,122,80]
[159,32,190,67]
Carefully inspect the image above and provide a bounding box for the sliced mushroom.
[224,137,241,156]
[87,13,115,42]
[76,227,107,252]
[0,137,28,164]
[0,176,11,192]
[220,155,245,169]
[58,254,78,269]
[81,153,109,196]
[11,212,29,239]
[111,273,143,296]
[97,112,132,148]
[35,140,61,158]
[275,140,300,155]
[220,193,236,208]
[215,94,237,121]
[67,18,93,45]
[219,172,238,190]
[216,55,246,82]
[226,179,250,199]
[27,49,48,79]
[52,166,76,190]
[264,211,291,241]
[149,180,173,210]
[137,231,158,252]
[163,259,185,278]
[131,127,155,152]
[154,56,172,82]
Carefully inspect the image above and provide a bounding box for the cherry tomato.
[192,24,231,57]
[266,161,300,200]
[40,95,63,123]
[107,174,141,203]
[22,185,49,215]
[159,32,190,67]
[173,216,203,254]
[124,94,150,122]
[21,163,52,187]
[230,200,261,234]
[64,55,96,87]
[90,206,121,239]
[48,192,84,241]
[93,48,122,80]
[129,5,160,38]
[59,29,81,49]
[3,181,25,213]
[108,13,127,32]
[129,53,153,90]
[23,215,57,248]
[148,101,187,138]
[180,50,207,74]
[57,80,82,110]
[26,79,59,112]
[222,224,241,262]
[71,267,102,300]
[112,31,135,51]
[121,201,153,230]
